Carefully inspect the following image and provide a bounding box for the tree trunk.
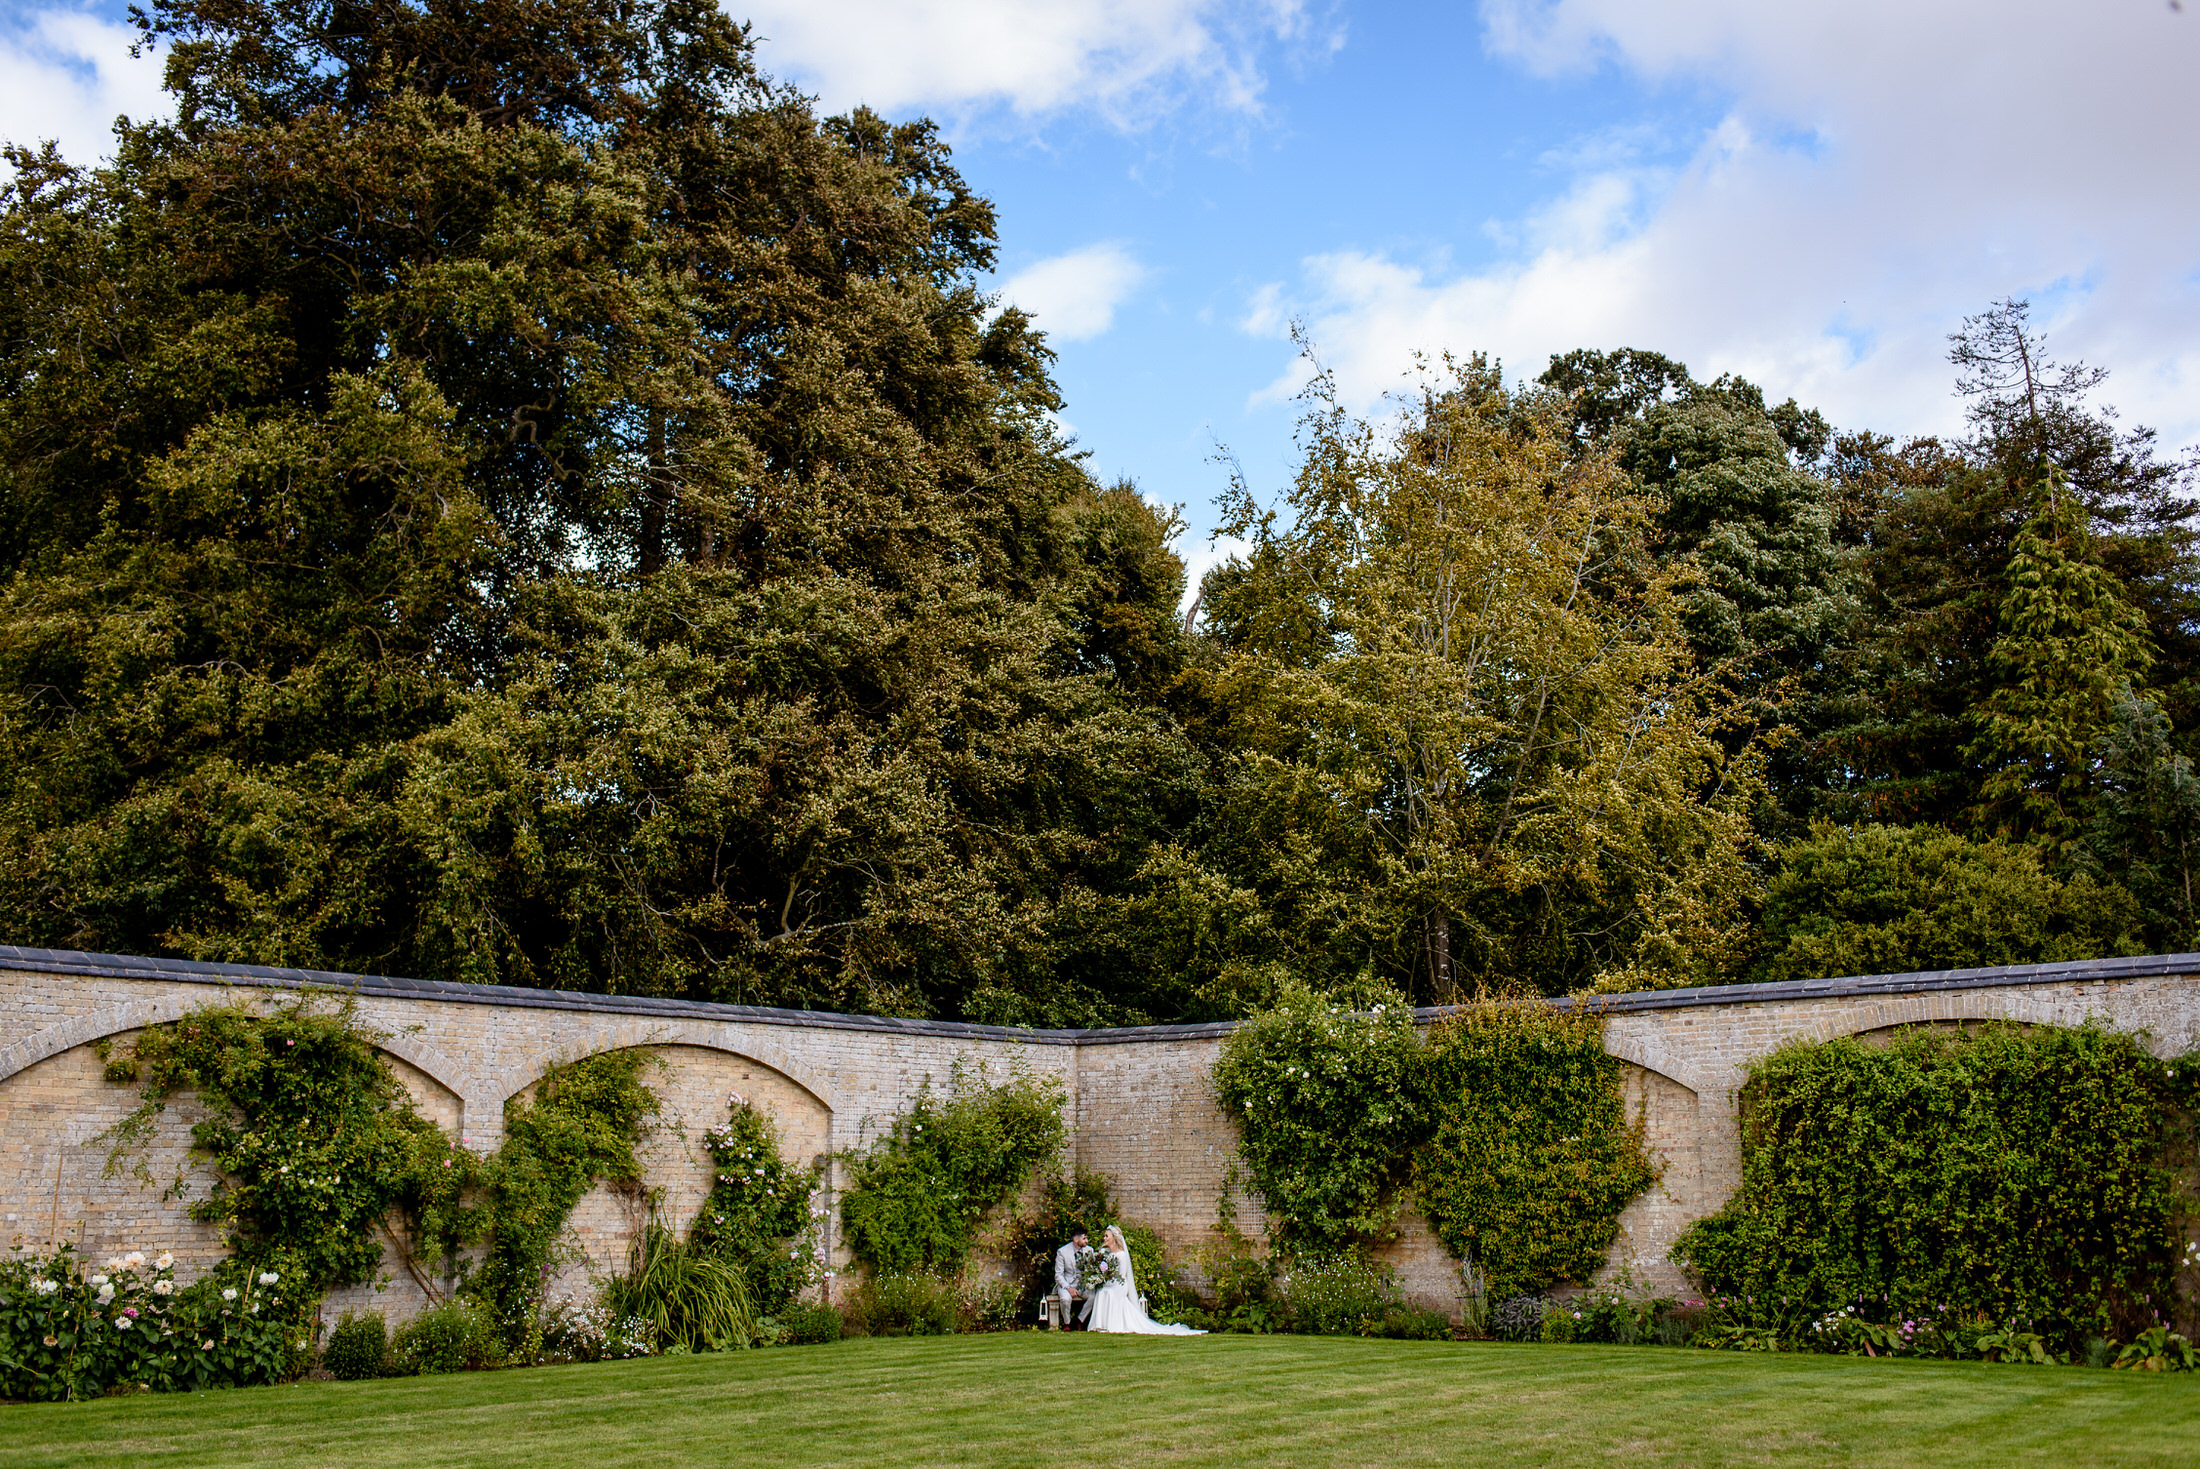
[640,409,669,575]
[1422,907,1454,1005]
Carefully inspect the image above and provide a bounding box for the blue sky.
[8,1,2197,589]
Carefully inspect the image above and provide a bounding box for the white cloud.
[1249,1,2200,449]
[999,242,1150,342]
[0,8,168,166]
[738,0,1321,126]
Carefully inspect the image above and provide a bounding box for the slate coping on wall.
[1,943,2194,1049]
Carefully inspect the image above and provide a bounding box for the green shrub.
[778,1300,843,1345]
[955,1276,1026,1333]
[843,1273,958,1337]
[1540,1278,1674,1345]
[688,1101,821,1314]
[1674,1024,2199,1356]
[321,1310,389,1380]
[1211,987,1424,1258]
[0,1244,312,1400]
[602,1223,757,1352]
[390,1296,505,1374]
[1274,1255,1401,1336]
[1367,1305,1453,1340]
[1758,823,2143,981]
[840,1063,1064,1275]
[1414,1001,1659,1301]
[1197,1222,1283,1334]
[539,1299,657,1362]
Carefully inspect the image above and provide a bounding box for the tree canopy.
[1,10,2194,1016]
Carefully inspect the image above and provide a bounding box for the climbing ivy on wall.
[102,998,665,1353]
[101,996,451,1290]
[469,1050,663,1347]
[1674,1024,2200,1349]
[1413,1002,1659,1301]
[1213,990,1657,1292]
[689,1100,821,1313]
[838,1063,1065,1275]
[1211,988,1425,1258]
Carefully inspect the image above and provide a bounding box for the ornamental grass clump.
[602,1223,758,1352]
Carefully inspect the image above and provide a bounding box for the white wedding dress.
[1085,1246,1207,1335]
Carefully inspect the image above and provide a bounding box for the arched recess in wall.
[1797,992,2177,1056]
[481,1023,836,1121]
[0,997,475,1105]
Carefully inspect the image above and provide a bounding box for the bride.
[1084,1225,1207,1335]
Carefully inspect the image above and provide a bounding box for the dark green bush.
[1674,1023,2199,1354]
[1211,989,1424,1258]
[1414,1002,1658,1301]
[390,1296,505,1374]
[322,1310,389,1380]
[778,1300,843,1345]
[842,1274,958,1337]
[1367,1305,1453,1340]
[1758,823,2144,981]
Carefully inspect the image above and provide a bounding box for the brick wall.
[3,947,2195,1323]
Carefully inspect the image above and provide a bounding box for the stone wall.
[4,945,2196,1322]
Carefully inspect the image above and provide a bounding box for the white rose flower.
[102,1257,125,1273]
[155,1252,174,1270]
[221,1287,238,1302]
[258,1272,279,1285]
[153,1279,175,1296]
[90,1273,110,1287]
[117,1317,134,1330]
[97,1284,116,1304]
[124,1251,146,1270]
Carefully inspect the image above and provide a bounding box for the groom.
[1050,1229,1090,1329]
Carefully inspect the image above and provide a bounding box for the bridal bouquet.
[1075,1245,1119,1294]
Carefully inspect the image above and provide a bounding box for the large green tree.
[0,0,1197,1021]
[1170,355,1761,1002]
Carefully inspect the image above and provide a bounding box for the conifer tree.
[1967,471,2154,844]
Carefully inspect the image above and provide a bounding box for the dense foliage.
[1215,991,1654,1303]
[688,1100,821,1313]
[837,1065,1064,1274]
[1674,1025,2200,1354]
[0,3,2193,1015]
[0,1245,313,1401]
[1414,1003,1659,1301]
[1211,988,1425,1256]
[98,998,668,1379]
[1756,823,2144,982]
[100,997,450,1289]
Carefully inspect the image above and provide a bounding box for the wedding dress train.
[1085,1246,1207,1335]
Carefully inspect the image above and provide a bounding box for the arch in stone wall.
[1793,990,2180,1057]
[481,1021,836,1119]
[1599,1031,1715,1099]
[0,997,476,1102]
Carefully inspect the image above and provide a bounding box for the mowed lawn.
[6,1333,2199,1469]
